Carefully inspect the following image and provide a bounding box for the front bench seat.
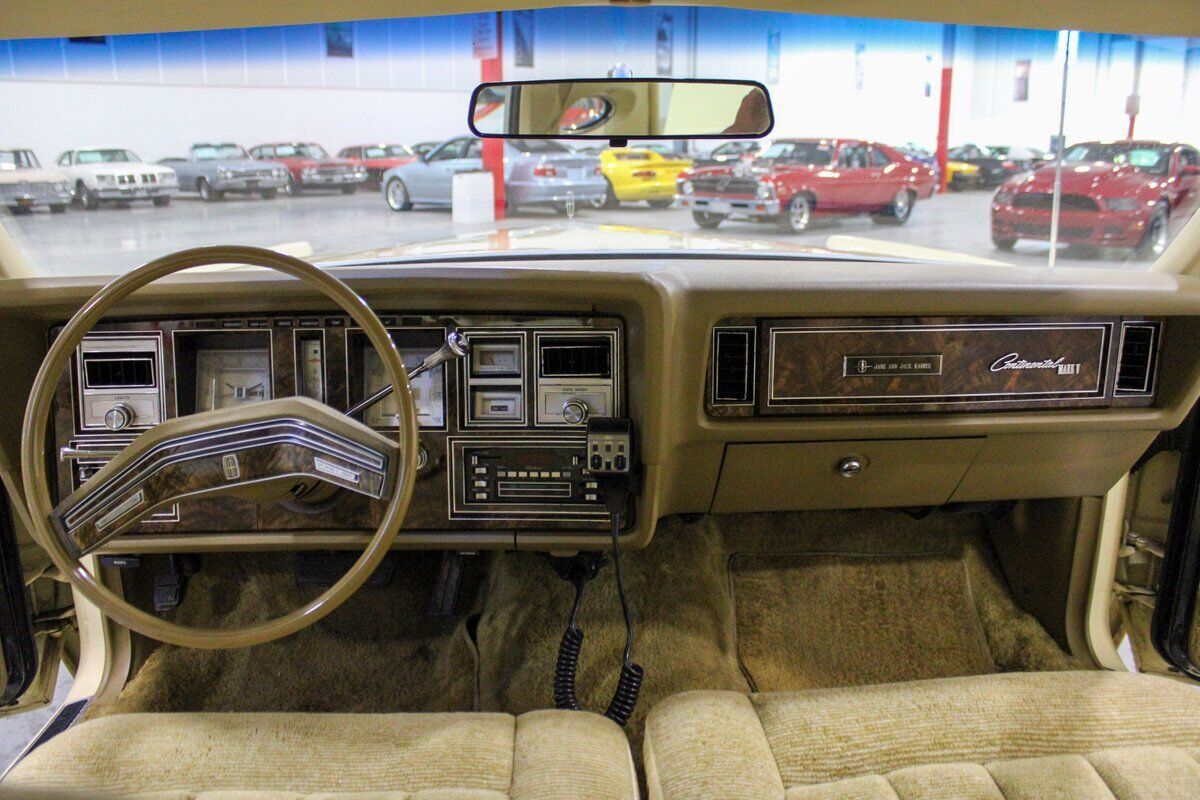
[644,671,1200,800]
[1,709,638,800]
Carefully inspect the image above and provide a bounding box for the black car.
[947,144,1045,189]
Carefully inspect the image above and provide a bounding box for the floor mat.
[731,552,996,691]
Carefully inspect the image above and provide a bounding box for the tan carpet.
[98,551,481,716]
[96,509,1076,755]
[731,553,996,691]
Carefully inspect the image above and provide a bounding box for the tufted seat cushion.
[644,671,1200,799]
[0,709,638,800]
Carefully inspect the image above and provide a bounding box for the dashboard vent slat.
[712,327,755,404]
[1115,322,1159,395]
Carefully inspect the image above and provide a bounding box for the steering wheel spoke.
[52,397,399,558]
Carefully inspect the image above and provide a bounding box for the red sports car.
[991,140,1200,259]
[677,138,937,233]
[248,142,367,195]
[337,144,418,184]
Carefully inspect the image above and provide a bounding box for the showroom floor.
[1,188,1151,277]
[4,188,1156,278]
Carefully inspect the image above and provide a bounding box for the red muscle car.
[248,142,367,195]
[990,140,1200,259]
[337,144,418,185]
[677,138,937,233]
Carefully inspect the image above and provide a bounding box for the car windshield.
[1,9,1196,276]
[1063,143,1173,175]
[0,150,39,169]
[193,145,248,160]
[758,142,836,165]
[364,145,412,158]
[275,144,330,159]
[75,149,140,164]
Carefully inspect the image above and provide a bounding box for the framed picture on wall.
[325,23,354,58]
[514,11,534,67]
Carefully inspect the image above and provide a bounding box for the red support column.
[480,12,506,220]
[936,25,956,193]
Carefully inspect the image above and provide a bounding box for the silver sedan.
[382,137,606,212]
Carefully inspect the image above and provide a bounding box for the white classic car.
[0,149,72,214]
[54,148,178,209]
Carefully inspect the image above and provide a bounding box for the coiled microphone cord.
[551,504,643,726]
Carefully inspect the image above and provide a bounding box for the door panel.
[0,489,57,715]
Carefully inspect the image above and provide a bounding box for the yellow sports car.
[596,147,693,208]
[946,159,982,190]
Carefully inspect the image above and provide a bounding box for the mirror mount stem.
[609,138,629,149]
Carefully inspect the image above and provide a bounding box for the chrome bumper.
[679,195,781,217]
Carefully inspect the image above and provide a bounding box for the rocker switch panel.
[585,418,633,475]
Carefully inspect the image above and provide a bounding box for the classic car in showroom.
[594,147,692,208]
[4,1,1200,799]
[947,144,1044,189]
[678,138,938,232]
[337,144,419,184]
[54,148,178,209]
[248,142,367,195]
[0,149,71,214]
[991,140,1200,257]
[160,143,288,201]
[382,136,606,212]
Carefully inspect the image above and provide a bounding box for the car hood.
[314,222,990,267]
[196,158,272,170]
[73,162,172,175]
[1009,162,1157,195]
[0,167,68,185]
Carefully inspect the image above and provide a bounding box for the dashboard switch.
[103,403,134,431]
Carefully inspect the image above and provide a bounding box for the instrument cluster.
[54,312,624,550]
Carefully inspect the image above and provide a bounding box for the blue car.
[382,136,606,213]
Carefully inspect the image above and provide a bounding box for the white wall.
[0,81,470,164]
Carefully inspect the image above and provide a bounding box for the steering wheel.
[20,246,419,649]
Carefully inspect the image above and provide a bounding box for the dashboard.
[11,254,1197,554]
[54,312,624,550]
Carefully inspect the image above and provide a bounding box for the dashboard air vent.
[1115,322,1159,395]
[539,336,612,378]
[712,327,756,404]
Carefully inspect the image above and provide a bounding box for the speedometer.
[363,347,445,428]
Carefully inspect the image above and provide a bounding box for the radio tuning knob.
[104,403,134,431]
[562,399,590,426]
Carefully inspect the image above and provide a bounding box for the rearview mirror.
[468,78,774,141]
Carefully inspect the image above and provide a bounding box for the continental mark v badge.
[222,454,241,480]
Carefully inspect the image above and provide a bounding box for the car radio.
[447,437,607,522]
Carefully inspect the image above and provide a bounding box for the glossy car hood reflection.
[1012,162,1162,194]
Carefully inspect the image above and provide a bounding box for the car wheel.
[197,178,223,202]
[341,185,357,195]
[872,189,915,226]
[1136,204,1169,260]
[692,210,725,229]
[152,196,171,207]
[992,234,1017,252]
[385,177,413,211]
[260,189,278,200]
[80,183,99,211]
[285,174,301,196]
[8,206,30,216]
[592,180,619,210]
[778,194,813,233]
[647,198,674,209]
[49,204,67,214]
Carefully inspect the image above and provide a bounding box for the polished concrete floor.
[2,186,1158,277]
